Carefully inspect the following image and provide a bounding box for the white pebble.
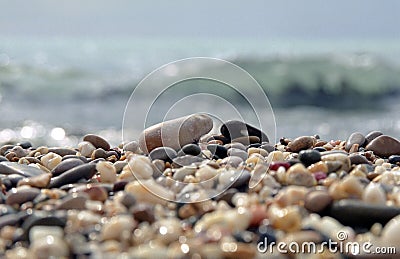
[40,152,62,170]
[96,161,117,183]
[362,183,386,204]
[78,141,96,157]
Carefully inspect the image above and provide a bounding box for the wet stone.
[366,135,400,157]
[177,143,201,157]
[220,120,269,142]
[48,147,77,157]
[298,149,321,166]
[83,134,111,151]
[0,162,44,177]
[287,136,314,153]
[61,155,88,163]
[149,147,177,162]
[207,144,228,159]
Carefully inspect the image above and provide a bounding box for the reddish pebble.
[313,172,327,181]
[269,162,291,171]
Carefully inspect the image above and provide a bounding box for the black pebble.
[388,155,400,164]
[149,147,177,162]
[178,144,201,157]
[207,144,228,159]
[299,150,321,166]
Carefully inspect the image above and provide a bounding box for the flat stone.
[321,153,351,172]
[17,173,52,188]
[123,141,139,153]
[49,164,97,188]
[224,142,247,151]
[220,120,269,142]
[172,155,204,168]
[149,147,177,162]
[298,150,321,166]
[139,114,213,154]
[0,162,45,177]
[220,156,243,168]
[366,135,400,157]
[365,131,383,144]
[345,132,366,151]
[227,148,248,161]
[177,144,201,157]
[56,194,87,210]
[329,199,400,228]
[51,158,85,177]
[48,147,77,157]
[6,187,41,205]
[349,154,371,165]
[287,136,314,153]
[304,190,332,213]
[83,134,110,151]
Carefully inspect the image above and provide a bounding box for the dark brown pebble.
[231,136,261,145]
[220,120,269,142]
[366,135,400,157]
[51,158,85,177]
[345,132,366,151]
[113,180,129,192]
[48,147,77,157]
[329,199,400,228]
[349,154,371,165]
[49,164,97,188]
[83,134,110,151]
[131,204,155,223]
[365,131,383,144]
[91,148,108,159]
[71,185,108,202]
[287,136,314,153]
[0,145,14,156]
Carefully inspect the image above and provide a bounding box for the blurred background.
[0,0,399,146]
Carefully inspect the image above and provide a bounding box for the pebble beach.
[1,113,400,258]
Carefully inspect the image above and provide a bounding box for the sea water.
[0,36,399,146]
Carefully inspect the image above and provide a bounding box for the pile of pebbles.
[1,113,400,258]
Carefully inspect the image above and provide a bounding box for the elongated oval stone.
[139,114,213,154]
[49,164,97,188]
[220,120,269,143]
[366,135,400,157]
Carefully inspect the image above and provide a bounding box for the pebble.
[49,163,97,188]
[138,113,213,153]
[207,144,228,159]
[220,120,269,142]
[125,179,174,204]
[227,148,248,160]
[329,199,400,227]
[172,155,204,167]
[149,146,177,162]
[78,141,96,157]
[287,136,314,152]
[131,204,155,223]
[388,155,400,164]
[194,208,251,233]
[123,140,139,153]
[195,165,218,182]
[0,162,44,177]
[224,142,246,151]
[220,156,243,167]
[96,161,117,183]
[40,152,62,170]
[231,136,260,145]
[125,156,153,179]
[349,153,370,165]
[381,214,400,247]
[268,205,302,232]
[83,134,111,150]
[304,190,332,213]
[47,147,77,157]
[286,163,316,187]
[298,149,321,166]
[345,132,366,151]
[321,152,351,172]
[177,143,202,156]
[6,187,41,205]
[365,130,383,144]
[247,147,268,157]
[366,135,400,157]
[362,183,386,204]
[101,215,135,241]
[91,148,108,159]
[30,226,69,258]
[56,194,87,210]
[17,173,51,188]
[51,158,85,176]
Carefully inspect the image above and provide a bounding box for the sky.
[0,0,399,39]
